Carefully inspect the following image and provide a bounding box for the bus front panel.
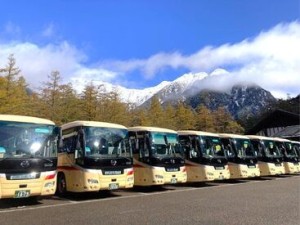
[258,161,285,176]
[228,163,260,179]
[0,170,56,199]
[163,165,187,184]
[0,120,59,199]
[283,161,300,174]
[185,162,214,182]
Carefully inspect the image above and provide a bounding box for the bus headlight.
[127,177,134,182]
[44,181,55,188]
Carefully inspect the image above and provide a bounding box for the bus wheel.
[56,173,67,196]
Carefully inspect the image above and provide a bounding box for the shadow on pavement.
[211,179,250,184]
[53,190,121,202]
[173,182,216,188]
[0,197,42,209]
[127,185,173,193]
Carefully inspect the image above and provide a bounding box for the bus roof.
[128,126,177,134]
[246,135,275,141]
[219,133,250,139]
[271,137,291,142]
[177,130,219,137]
[61,121,127,130]
[0,114,55,125]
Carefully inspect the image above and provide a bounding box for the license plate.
[171,178,177,184]
[10,173,37,180]
[248,165,256,168]
[109,183,119,190]
[15,190,30,198]
[215,167,224,170]
[104,171,122,175]
[166,168,179,172]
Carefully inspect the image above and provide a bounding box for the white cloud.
[99,21,300,98]
[0,41,118,91]
[0,21,299,99]
[70,67,118,92]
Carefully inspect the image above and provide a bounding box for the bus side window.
[128,132,138,154]
[221,139,234,158]
[142,135,150,158]
[62,136,76,153]
[190,138,199,158]
[179,137,190,159]
[129,137,138,154]
[251,141,262,157]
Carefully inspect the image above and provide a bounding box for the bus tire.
[56,173,67,196]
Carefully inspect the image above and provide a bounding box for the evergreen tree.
[99,91,130,125]
[59,83,80,124]
[213,107,244,134]
[38,70,63,123]
[0,54,29,114]
[195,105,215,132]
[129,108,150,127]
[162,103,176,130]
[80,82,99,121]
[174,101,195,130]
[147,95,164,127]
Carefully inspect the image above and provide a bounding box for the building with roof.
[246,109,300,141]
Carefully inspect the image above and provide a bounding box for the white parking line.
[0,176,298,214]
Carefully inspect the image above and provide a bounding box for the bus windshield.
[201,136,225,158]
[150,132,182,157]
[279,141,297,157]
[262,140,282,158]
[233,139,256,157]
[0,121,57,159]
[84,127,131,158]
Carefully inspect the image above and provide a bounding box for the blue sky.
[0,0,299,98]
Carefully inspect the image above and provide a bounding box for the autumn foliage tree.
[0,54,246,134]
[0,54,29,114]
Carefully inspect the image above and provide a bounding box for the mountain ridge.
[86,68,279,119]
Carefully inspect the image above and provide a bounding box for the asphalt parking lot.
[0,175,299,225]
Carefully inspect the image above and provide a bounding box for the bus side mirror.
[54,127,63,150]
[59,139,63,149]
[75,149,79,159]
[76,139,81,150]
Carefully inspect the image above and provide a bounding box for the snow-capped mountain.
[95,80,171,106]
[187,84,276,119]
[140,68,232,106]
[86,69,222,106]
[77,68,277,119]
